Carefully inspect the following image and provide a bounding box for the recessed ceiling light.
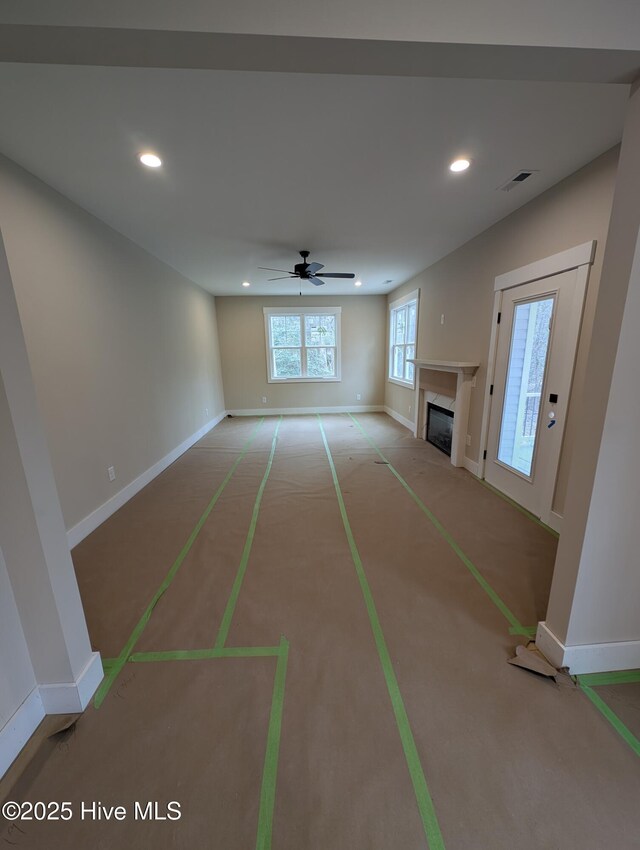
[450,158,470,173]
[139,152,162,168]
[242,281,251,287]
[354,280,362,287]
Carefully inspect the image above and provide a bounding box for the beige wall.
[385,146,619,515]
[217,295,386,411]
[0,154,225,532]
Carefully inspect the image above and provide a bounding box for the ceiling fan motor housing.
[295,250,311,278]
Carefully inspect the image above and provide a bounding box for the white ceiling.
[0,63,629,295]
[3,0,640,50]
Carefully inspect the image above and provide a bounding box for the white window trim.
[388,289,419,389]
[263,306,342,383]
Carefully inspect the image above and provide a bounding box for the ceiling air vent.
[499,170,539,192]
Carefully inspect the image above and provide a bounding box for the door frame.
[478,241,596,532]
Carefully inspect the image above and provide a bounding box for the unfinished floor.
[5,413,640,849]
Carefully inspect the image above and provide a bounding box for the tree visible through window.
[389,292,418,387]
[264,308,341,382]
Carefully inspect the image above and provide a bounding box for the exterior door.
[485,267,586,524]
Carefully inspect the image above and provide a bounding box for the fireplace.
[426,403,454,456]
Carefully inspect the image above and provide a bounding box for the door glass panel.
[497,297,554,477]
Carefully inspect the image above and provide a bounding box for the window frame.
[388,289,419,389]
[263,306,342,383]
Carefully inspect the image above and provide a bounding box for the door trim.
[479,242,596,526]
[493,240,596,292]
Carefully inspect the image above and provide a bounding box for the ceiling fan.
[259,250,355,286]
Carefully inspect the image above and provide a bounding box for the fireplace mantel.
[408,359,480,467]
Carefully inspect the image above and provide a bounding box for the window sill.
[267,376,342,384]
[388,376,416,390]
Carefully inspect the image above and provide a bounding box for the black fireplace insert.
[426,402,454,456]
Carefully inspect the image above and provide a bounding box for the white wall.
[0,545,36,730]
[1,227,98,776]
[564,227,640,645]
[0,154,225,534]
[541,84,640,670]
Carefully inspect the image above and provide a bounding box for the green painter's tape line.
[580,683,640,757]
[93,418,266,708]
[509,625,538,638]
[214,417,283,650]
[578,669,640,687]
[256,636,289,850]
[477,478,559,539]
[129,646,281,662]
[348,413,527,639]
[318,415,445,850]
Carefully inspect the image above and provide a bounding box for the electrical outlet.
[262,396,267,404]
[108,466,116,482]
[356,393,361,401]
[466,434,471,447]
[471,377,476,388]
[440,314,445,325]
[409,404,412,415]
[205,406,209,417]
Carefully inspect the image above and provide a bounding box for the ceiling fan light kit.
[259,250,356,287]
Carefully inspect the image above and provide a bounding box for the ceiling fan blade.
[314,272,356,279]
[268,275,298,281]
[259,267,294,273]
[309,277,326,286]
[306,262,324,274]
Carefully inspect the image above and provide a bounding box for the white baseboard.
[39,652,103,714]
[536,621,640,674]
[383,406,414,431]
[67,412,227,548]
[463,457,480,477]
[227,405,384,417]
[0,688,45,779]
[1,653,103,778]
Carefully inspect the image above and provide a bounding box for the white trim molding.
[383,406,414,431]
[409,360,479,468]
[0,688,45,779]
[66,411,227,548]
[228,405,383,417]
[494,240,596,291]
[536,621,640,675]
[39,652,103,714]
[463,457,480,477]
[388,288,420,390]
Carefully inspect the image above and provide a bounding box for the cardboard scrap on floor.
[508,642,574,686]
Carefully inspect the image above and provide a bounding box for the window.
[264,307,341,383]
[388,290,418,388]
